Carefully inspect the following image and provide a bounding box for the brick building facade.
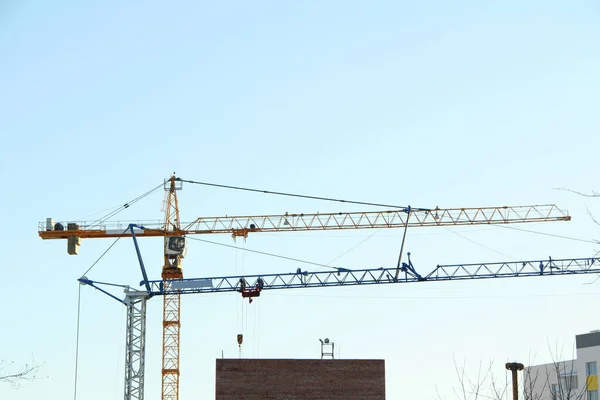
[215,359,385,399]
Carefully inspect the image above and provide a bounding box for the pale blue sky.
[1,1,600,399]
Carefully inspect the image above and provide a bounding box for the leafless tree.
[555,187,600,248]
[441,354,587,400]
[555,188,600,198]
[0,359,42,388]
[437,357,507,400]
[523,356,586,400]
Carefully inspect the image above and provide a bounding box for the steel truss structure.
[145,256,600,295]
[160,177,183,400]
[39,204,570,240]
[124,291,147,400]
[161,287,180,400]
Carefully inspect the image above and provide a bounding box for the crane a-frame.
[39,175,573,400]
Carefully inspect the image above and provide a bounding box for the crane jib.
[39,205,570,242]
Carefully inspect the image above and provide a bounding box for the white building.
[525,331,600,400]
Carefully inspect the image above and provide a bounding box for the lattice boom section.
[146,258,599,296]
[428,257,600,280]
[39,205,569,240]
[182,205,569,233]
[162,293,180,400]
[125,296,146,400]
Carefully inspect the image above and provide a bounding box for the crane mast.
[161,176,183,400]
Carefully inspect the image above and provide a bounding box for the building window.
[588,362,598,376]
[588,390,599,400]
[560,374,578,390]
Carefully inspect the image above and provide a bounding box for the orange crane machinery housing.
[39,175,572,400]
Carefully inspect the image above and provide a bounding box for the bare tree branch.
[447,349,588,400]
[554,188,600,198]
[555,188,600,267]
[0,359,42,388]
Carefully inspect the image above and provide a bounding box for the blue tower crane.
[78,225,600,400]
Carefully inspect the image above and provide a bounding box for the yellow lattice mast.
[161,175,185,400]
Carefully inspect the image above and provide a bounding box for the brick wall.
[215,359,385,400]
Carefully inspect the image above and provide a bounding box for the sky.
[1,0,600,399]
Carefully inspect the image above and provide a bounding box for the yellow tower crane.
[39,175,572,400]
